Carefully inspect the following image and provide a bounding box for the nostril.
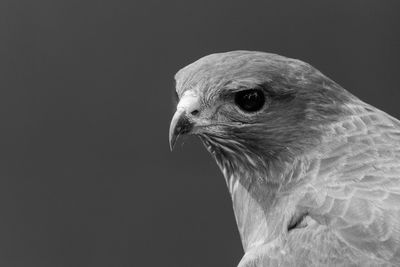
[190,109,199,116]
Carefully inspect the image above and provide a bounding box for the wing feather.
[300,106,400,264]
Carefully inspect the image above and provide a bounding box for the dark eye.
[234,89,265,112]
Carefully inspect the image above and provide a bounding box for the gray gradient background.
[0,0,399,266]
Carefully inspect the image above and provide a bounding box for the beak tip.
[169,135,176,151]
[169,121,178,151]
[169,109,188,152]
[169,107,195,151]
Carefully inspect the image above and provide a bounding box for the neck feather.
[202,135,311,250]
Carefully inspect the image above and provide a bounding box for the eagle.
[169,51,400,266]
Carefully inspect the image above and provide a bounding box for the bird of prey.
[169,51,400,266]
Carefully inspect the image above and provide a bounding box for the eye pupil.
[235,89,265,112]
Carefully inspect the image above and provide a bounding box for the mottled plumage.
[169,51,400,266]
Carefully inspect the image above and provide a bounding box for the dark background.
[0,0,399,266]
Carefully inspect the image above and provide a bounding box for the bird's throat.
[202,137,302,252]
[218,158,290,252]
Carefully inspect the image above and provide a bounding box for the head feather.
[175,51,357,178]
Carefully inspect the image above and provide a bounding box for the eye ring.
[234,89,265,112]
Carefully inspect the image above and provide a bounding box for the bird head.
[169,51,354,177]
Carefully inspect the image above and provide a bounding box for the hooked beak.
[169,91,200,150]
[169,109,193,150]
